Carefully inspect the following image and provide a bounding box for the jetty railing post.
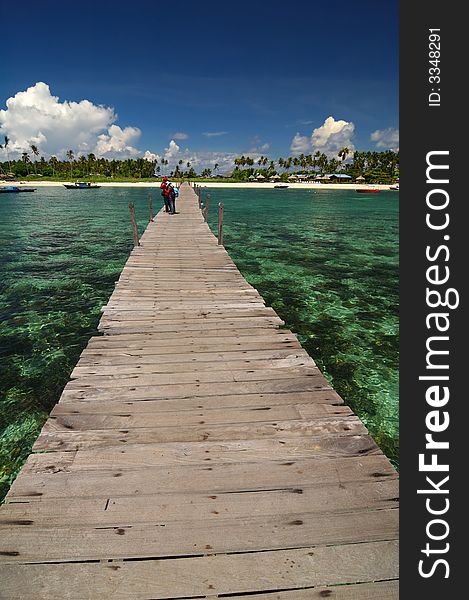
[197,187,201,209]
[148,192,153,222]
[202,193,210,221]
[128,202,140,247]
[218,202,224,245]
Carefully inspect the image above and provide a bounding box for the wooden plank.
[8,455,396,500]
[59,376,335,403]
[83,332,301,351]
[65,366,321,388]
[70,356,314,380]
[198,581,399,600]
[23,433,378,473]
[0,508,398,562]
[98,319,285,335]
[73,348,313,369]
[100,308,278,320]
[47,404,306,429]
[0,541,399,599]
[47,404,347,429]
[52,390,345,414]
[33,419,369,452]
[0,480,398,528]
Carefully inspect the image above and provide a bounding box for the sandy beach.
[1,180,396,190]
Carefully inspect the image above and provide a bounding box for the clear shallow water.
[0,187,153,500]
[205,187,399,467]
[0,186,398,501]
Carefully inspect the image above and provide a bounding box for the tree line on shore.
[0,137,398,183]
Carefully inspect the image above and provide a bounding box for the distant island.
[1,144,399,184]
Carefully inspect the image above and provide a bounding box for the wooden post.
[128,202,140,247]
[148,193,153,222]
[197,187,201,209]
[203,193,210,221]
[218,202,224,246]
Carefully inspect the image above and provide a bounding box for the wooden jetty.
[0,184,398,598]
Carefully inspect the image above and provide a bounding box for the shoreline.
[2,180,396,190]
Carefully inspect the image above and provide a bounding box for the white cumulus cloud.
[143,150,160,162]
[95,124,141,157]
[290,116,355,158]
[371,127,399,150]
[290,132,311,154]
[0,82,142,159]
[311,116,355,157]
[164,140,180,160]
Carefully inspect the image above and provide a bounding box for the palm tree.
[317,153,328,173]
[78,155,87,176]
[1,136,12,173]
[49,156,58,177]
[66,150,75,179]
[21,152,31,175]
[87,153,96,176]
[338,147,350,163]
[214,163,219,175]
[30,144,39,174]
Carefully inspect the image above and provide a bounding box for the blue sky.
[0,0,398,169]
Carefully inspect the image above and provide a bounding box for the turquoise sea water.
[205,187,399,467]
[0,186,398,501]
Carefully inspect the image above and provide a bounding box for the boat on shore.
[0,186,36,193]
[389,184,399,191]
[356,188,381,194]
[64,182,101,189]
[274,184,289,189]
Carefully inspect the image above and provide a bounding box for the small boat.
[0,186,36,193]
[64,182,100,189]
[389,184,399,190]
[274,184,289,189]
[356,188,381,193]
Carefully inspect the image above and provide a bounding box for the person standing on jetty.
[160,176,170,213]
[160,177,179,214]
[171,183,179,213]
[160,176,173,213]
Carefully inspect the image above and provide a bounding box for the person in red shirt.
[160,176,170,213]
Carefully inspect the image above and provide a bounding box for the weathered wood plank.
[65,366,321,388]
[22,434,381,473]
[52,390,345,414]
[0,508,398,563]
[0,541,399,599]
[0,480,398,528]
[60,376,335,403]
[48,404,306,429]
[47,404,348,429]
[73,348,313,370]
[71,355,314,380]
[8,454,396,500]
[33,419,369,451]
